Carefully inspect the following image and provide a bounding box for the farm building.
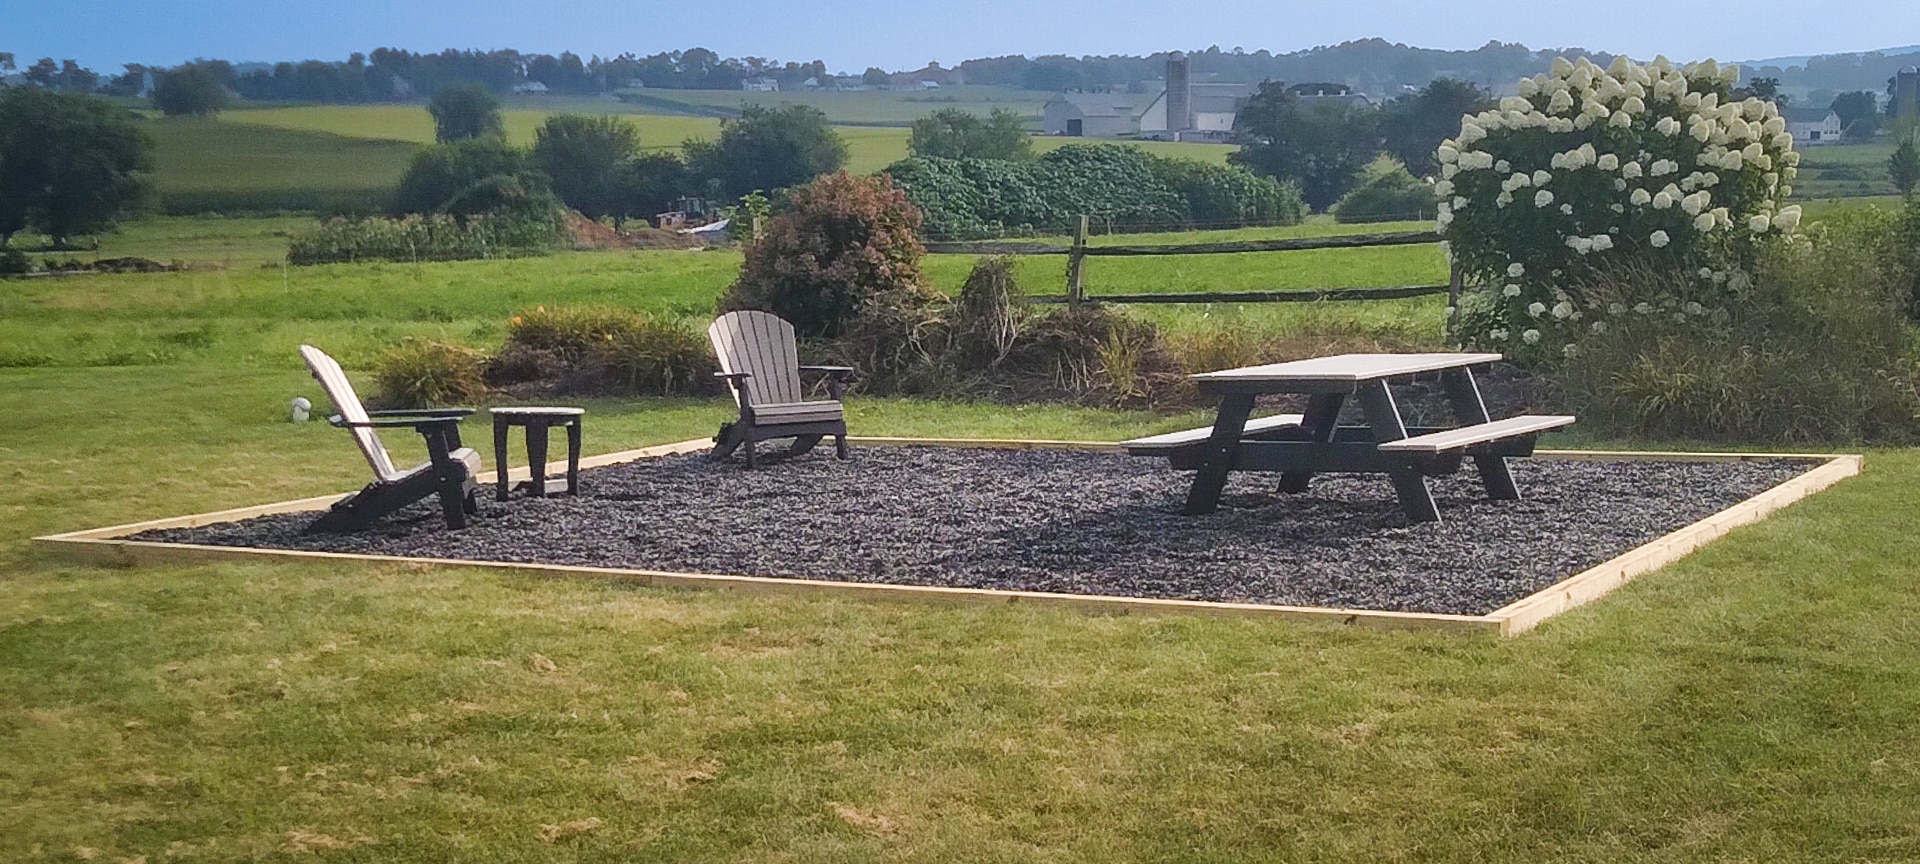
[1043,92,1146,138]
[1140,82,1257,140]
[1895,66,1920,121]
[741,77,779,92]
[1784,107,1843,144]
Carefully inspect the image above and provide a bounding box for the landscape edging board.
[31,437,1861,637]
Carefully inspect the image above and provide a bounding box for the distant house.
[511,81,550,95]
[1784,107,1842,144]
[801,76,822,91]
[920,80,941,90]
[1043,92,1144,138]
[742,77,779,92]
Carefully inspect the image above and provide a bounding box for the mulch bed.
[131,447,1814,616]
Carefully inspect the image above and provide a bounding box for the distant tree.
[688,103,847,197]
[152,65,230,117]
[1231,82,1382,212]
[617,152,691,223]
[392,138,536,215]
[1381,77,1494,175]
[1892,138,1920,198]
[0,87,151,246]
[862,67,890,87]
[428,83,504,143]
[57,60,98,93]
[1831,91,1881,130]
[908,108,1032,161]
[0,54,14,74]
[1740,76,1787,105]
[1332,159,1436,223]
[24,58,58,88]
[531,114,642,221]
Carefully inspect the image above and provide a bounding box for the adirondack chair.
[299,345,482,532]
[707,310,853,466]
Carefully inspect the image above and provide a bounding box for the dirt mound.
[564,211,714,251]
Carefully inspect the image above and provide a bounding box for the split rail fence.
[925,215,1462,309]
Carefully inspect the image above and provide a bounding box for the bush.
[0,247,29,275]
[1333,160,1437,223]
[1559,214,1920,442]
[428,84,504,143]
[1439,56,1804,363]
[392,138,537,216]
[496,306,713,396]
[372,341,488,408]
[1152,158,1306,229]
[287,208,567,265]
[999,304,1185,407]
[721,171,933,338]
[951,257,1028,370]
[152,65,229,117]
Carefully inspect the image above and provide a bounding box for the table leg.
[1441,367,1520,500]
[565,419,582,496]
[1358,381,1440,523]
[526,423,550,498]
[1182,394,1255,515]
[1276,393,1346,494]
[492,415,510,502]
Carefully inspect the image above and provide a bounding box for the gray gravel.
[133,447,1814,616]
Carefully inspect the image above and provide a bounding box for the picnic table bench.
[1122,353,1574,523]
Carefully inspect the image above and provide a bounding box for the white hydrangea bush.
[1436,55,1804,361]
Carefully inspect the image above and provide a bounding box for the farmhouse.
[1784,107,1842,144]
[741,77,779,92]
[1042,92,1146,138]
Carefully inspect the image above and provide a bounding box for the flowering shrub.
[1437,56,1804,361]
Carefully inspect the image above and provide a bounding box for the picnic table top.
[1190,353,1504,389]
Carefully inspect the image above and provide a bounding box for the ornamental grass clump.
[1439,55,1804,363]
[372,340,489,408]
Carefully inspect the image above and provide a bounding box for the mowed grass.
[3,220,1920,859]
[0,216,1445,370]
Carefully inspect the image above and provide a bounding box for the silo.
[1167,52,1191,135]
[1897,66,1920,122]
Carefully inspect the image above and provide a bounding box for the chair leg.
[744,438,756,468]
[711,421,744,460]
[439,476,468,529]
[835,434,849,459]
[790,434,823,456]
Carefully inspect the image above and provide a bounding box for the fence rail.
[923,216,1455,311]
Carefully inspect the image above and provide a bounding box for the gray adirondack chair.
[707,310,853,466]
[300,345,481,532]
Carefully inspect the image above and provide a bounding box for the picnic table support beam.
[1357,381,1441,523]
[1182,393,1255,515]
[1440,368,1520,500]
[1277,393,1345,494]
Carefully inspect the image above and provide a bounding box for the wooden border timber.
[30,438,1860,638]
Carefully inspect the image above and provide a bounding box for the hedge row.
[883,146,1306,239]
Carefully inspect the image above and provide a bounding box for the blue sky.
[4,0,1913,73]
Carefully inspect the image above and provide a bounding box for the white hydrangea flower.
[1535,190,1555,208]
[1563,344,1580,359]
[1522,329,1542,344]
[1634,302,1653,314]
[1614,178,1629,192]
[1495,191,1513,207]
[1621,161,1644,179]
[1458,122,1487,145]
[1452,196,1468,210]
[1507,262,1525,278]
[1495,159,1511,173]
[1591,234,1614,251]
[1591,320,1608,334]
[1528,302,1547,317]
[1490,328,1510,341]
[1437,144,1459,164]
[1653,190,1676,209]
[1533,169,1554,186]
[1693,213,1717,232]
[1774,205,1802,231]
[1684,301,1706,315]
[1518,77,1540,98]
[1560,203,1574,215]
[1548,89,1575,113]
[1749,214,1771,233]
[1630,188,1653,206]
[1552,301,1574,319]
[1433,179,1455,197]
[1597,153,1620,171]
[1650,230,1670,247]
[1656,116,1681,136]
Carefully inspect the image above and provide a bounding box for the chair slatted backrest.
[299,344,399,482]
[708,311,803,407]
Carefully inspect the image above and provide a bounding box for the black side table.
[490,407,585,501]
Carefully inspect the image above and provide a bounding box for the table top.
[490,406,586,417]
[1191,353,1503,390]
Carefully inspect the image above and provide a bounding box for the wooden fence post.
[1065,215,1089,304]
[1446,258,1464,346]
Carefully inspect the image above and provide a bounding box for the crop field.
[1793,140,1900,199]
[615,84,1060,125]
[6,203,1920,860]
[143,118,418,214]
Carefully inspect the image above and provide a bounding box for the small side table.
[490,407,585,501]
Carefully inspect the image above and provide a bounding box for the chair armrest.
[714,371,752,381]
[329,415,465,430]
[798,365,856,379]
[368,408,474,418]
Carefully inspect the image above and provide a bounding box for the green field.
[1792,140,1900,199]
[6,210,1920,860]
[606,84,1060,125]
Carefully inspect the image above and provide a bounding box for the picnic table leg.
[526,422,550,498]
[493,415,510,502]
[1182,394,1255,516]
[565,418,582,496]
[1441,368,1520,500]
[1276,393,1345,494]
[1357,381,1441,523]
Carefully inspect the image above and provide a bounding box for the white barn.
[1784,107,1842,145]
[1042,92,1143,138]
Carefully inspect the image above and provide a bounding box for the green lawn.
[3,230,1918,860]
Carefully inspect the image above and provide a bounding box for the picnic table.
[1122,353,1574,523]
